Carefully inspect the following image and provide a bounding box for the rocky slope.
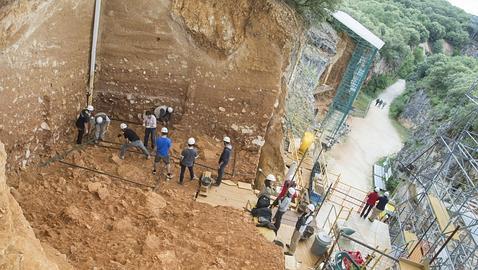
[0,141,72,269]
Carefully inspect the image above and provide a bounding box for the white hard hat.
[187,137,195,145]
[307,204,315,212]
[161,127,168,133]
[120,123,127,129]
[167,107,173,113]
[374,187,380,192]
[384,192,390,197]
[223,136,231,143]
[266,174,276,182]
[87,105,94,112]
[288,187,296,195]
[96,117,103,124]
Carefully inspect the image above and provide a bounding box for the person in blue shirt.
[214,136,232,186]
[153,127,172,179]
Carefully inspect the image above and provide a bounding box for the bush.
[432,39,444,54]
[389,92,409,119]
[386,177,401,194]
[362,74,395,98]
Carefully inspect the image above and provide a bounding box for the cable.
[58,160,155,189]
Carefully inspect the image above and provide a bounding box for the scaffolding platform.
[427,195,460,240]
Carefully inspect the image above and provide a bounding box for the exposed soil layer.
[93,0,299,184]
[0,0,93,170]
[10,143,284,270]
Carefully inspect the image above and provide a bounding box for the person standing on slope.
[214,136,232,186]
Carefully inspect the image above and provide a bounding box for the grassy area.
[352,92,373,117]
[390,117,410,141]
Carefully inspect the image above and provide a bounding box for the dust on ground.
[9,139,284,270]
[326,79,406,191]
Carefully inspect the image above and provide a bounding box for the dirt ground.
[8,136,284,270]
[326,80,406,191]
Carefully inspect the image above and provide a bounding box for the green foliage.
[286,0,343,24]
[341,0,471,69]
[386,177,401,194]
[432,39,444,54]
[362,74,395,98]
[393,54,478,132]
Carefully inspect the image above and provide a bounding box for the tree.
[427,21,446,41]
[287,0,343,24]
[432,39,444,54]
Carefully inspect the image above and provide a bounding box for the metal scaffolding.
[320,12,383,146]
[389,82,478,270]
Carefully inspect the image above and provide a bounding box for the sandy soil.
[325,79,406,191]
[9,142,284,270]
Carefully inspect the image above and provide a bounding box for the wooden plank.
[237,181,252,190]
[404,231,422,262]
[399,258,429,270]
[222,180,236,186]
[428,195,460,240]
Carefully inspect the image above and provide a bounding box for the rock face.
[0,142,71,269]
[94,0,300,182]
[0,0,94,170]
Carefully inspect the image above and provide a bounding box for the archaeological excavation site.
[1,0,478,269]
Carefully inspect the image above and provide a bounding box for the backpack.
[256,195,271,209]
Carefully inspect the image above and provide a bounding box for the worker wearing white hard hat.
[118,123,150,160]
[273,186,296,234]
[214,136,233,186]
[369,191,390,222]
[361,187,381,219]
[154,105,174,126]
[152,126,172,178]
[75,105,95,144]
[179,137,199,184]
[258,174,277,200]
[143,110,157,149]
[286,203,316,256]
[94,112,111,143]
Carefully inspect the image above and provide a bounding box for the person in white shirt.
[143,111,157,149]
[285,203,315,255]
[94,112,110,143]
[273,187,295,234]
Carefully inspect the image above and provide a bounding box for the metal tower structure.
[320,11,384,146]
[388,81,478,269]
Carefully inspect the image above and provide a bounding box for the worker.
[154,105,173,126]
[93,112,110,143]
[285,203,315,256]
[143,111,157,149]
[258,174,276,199]
[178,137,198,184]
[369,192,389,222]
[272,180,297,207]
[273,187,295,234]
[75,105,94,144]
[153,127,172,179]
[214,136,232,186]
[255,174,276,209]
[360,187,380,219]
[118,123,150,160]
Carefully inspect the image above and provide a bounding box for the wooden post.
[370,248,388,270]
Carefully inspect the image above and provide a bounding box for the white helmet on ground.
[374,187,380,192]
[96,117,103,124]
[187,137,195,145]
[161,127,168,133]
[87,105,94,112]
[307,204,315,212]
[266,174,276,182]
[120,123,127,129]
[288,187,296,195]
[223,136,231,143]
[384,192,390,197]
[167,107,173,113]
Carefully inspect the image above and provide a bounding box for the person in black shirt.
[214,136,232,186]
[368,191,390,222]
[118,123,150,160]
[75,105,94,144]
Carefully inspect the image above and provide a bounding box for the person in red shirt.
[360,187,380,218]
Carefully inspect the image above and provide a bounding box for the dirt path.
[326,79,406,191]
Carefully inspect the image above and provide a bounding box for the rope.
[58,160,155,189]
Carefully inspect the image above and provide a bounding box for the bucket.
[311,231,332,256]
